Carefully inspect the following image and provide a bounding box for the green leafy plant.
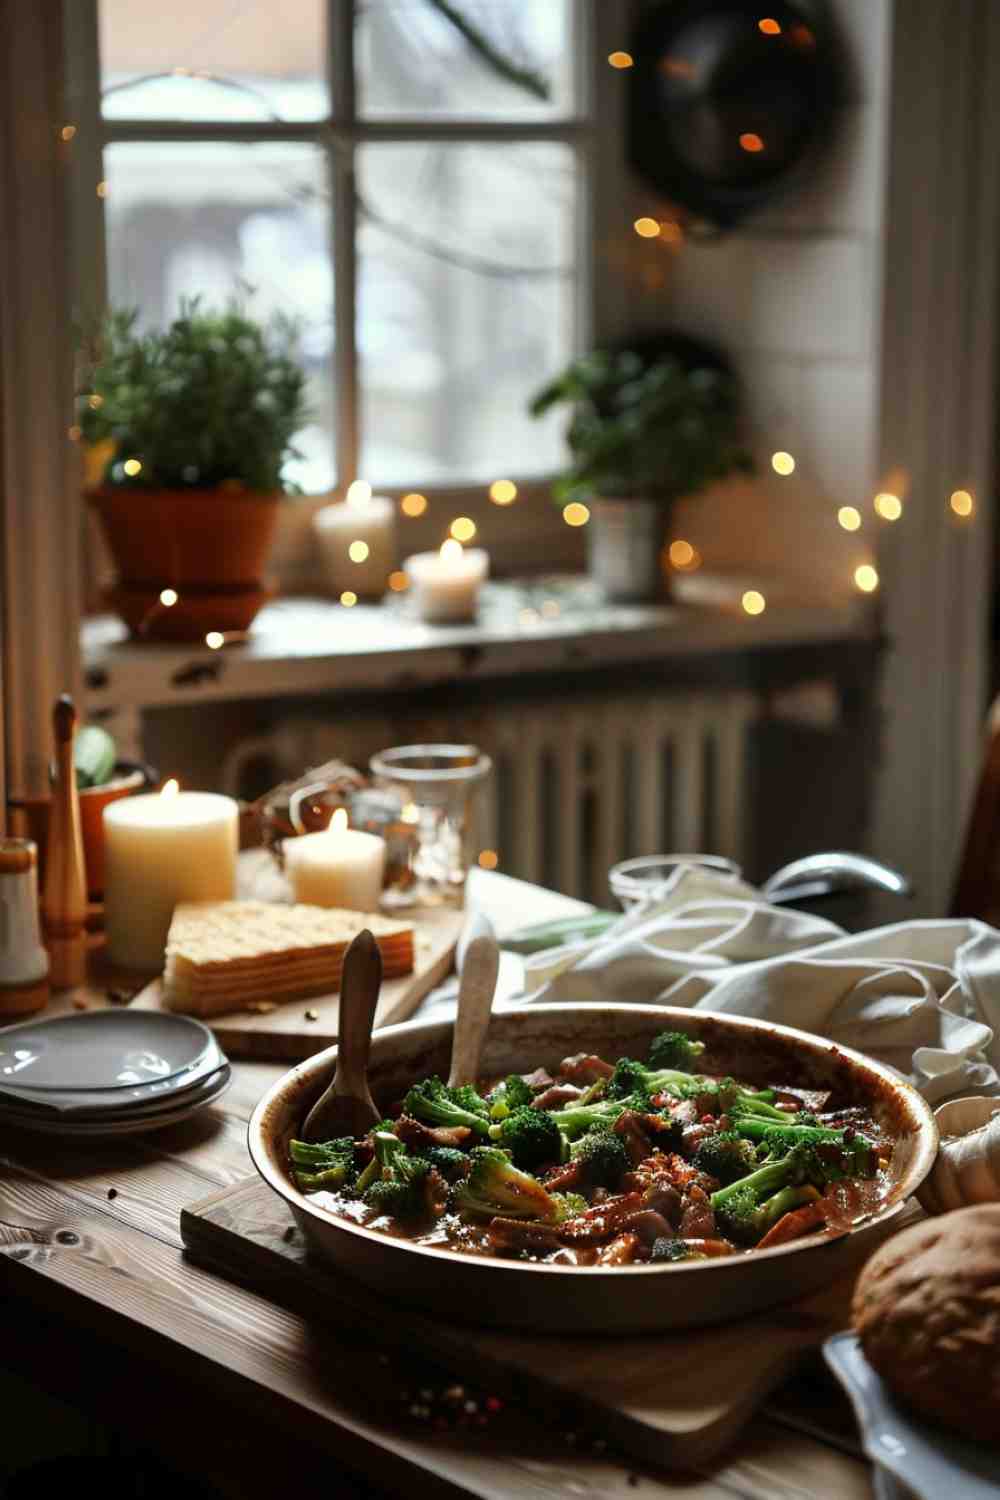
[529,347,754,505]
[76,296,308,494]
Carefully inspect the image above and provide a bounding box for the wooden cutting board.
[53,905,465,1062]
[181,1176,915,1471]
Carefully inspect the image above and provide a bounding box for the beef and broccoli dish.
[288,1029,893,1266]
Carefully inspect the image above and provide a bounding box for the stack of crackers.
[162,900,414,1017]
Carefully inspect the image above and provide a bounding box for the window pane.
[356,0,574,119]
[357,142,575,485]
[104,142,335,493]
[100,0,328,121]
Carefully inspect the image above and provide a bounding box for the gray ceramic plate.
[0,1038,226,1116]
[824,1333,1000,1500]
[0,1065,231,1135]
[0,1009,217,1092]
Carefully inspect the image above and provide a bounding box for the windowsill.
[82,572,877,714]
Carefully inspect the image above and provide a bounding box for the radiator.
[222,689,758,904]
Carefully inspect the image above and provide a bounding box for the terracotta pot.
[88,487,281,641]
[8,763,153,899]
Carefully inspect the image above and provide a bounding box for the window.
[90,0,594,501]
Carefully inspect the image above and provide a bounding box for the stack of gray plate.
[0,1009,230,1135]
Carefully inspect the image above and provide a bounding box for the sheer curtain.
[0,1,81,804]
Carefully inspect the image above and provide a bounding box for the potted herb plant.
[78,297,307,640]
[530,334,753,603]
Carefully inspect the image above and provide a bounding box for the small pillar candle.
[103,782,238,972]
[284,809,386,911]
[404,540,488,623]
[314,481,396,599]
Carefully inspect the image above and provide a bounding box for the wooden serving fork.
[301,928,382,1142]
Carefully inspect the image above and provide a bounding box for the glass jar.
[608,853,742,912]
[369,745,492,908]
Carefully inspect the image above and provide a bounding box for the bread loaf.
[852,1204,1000,1442]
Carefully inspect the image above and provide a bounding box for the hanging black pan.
[628,0,843,230]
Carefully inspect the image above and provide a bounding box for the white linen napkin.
[520,865,1000,1103]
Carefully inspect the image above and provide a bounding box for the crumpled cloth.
[519,866,1000,1103]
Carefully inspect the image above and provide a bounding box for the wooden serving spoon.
[301,928,382,1142]
[447,914,500,1090]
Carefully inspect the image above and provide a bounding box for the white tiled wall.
[647,0,892,599]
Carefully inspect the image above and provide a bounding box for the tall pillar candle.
[314,481,396,599]
[103,785,238,971]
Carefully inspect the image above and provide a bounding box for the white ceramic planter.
[587,497,667,603]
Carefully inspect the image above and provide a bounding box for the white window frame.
[70,0,637,590]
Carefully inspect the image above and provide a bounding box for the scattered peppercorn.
[304,1009,319,1021]
[107,1188,118,1200]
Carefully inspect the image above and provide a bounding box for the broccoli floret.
[710,1138,874,1244]
[738,1118,879,1177]
[648,1030,705,1071]
[354,1124,401,1196]
[487,1074,535,1119]
[418,1145,472,1183]
[606,1058,653,1102]
[650,1237,705,1263]
[568,1128,630,1189]
[360,1129,437,1220]
[403,1076,491,1136]
[289,1136,357,1193]
[551,1191,588,1223]
[452,1146,559,1221]
[713,1181,819,1246]
[548,1096,633,1140]
[605,1058,784,1122]
[692,1131,758,1186]
[488,1106,563,1169]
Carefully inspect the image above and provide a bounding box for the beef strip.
[558,1192,645,1244]
[613,1110,653,1166]
[595,1232,641,1266]
[542,1159,585,1193]
[520,1067,554,1092]
[486,1217,563,1255]
[557,1054,614,1085]
[621,1209,675,1246]
[531,1083,584,1111]
[394,1115,472,1150]
[679,1183,717,1239]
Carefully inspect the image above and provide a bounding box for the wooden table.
[0,871,876,1500]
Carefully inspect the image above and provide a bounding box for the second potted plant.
[78,297,307,641]
[530,334,753,603]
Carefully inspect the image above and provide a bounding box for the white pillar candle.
[314,481,396,599]
[103,783,238,972]
[284,809,386,912]
[404,541,489,623]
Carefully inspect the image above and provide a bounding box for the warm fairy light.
[950,489,974,517]
[400,492,427,517]
[608,50,633,68]
[838,506,862,531]
[771,450,795,476]
[388,570,408,592]
[61,124,77,141]
[740,133,765,153]
[563,502,590,527]
[439,538,464,562]
[758,17,782,35]
[401,802,420,824]
[205,631,225,649]
[331,808,349,835]
[123,457,142,477]
[159,588,178,608]
[874,492,902,521]
[478,849,500,870]
[345,479,372,508]
[339,590,358,607]
[88,393,103,410]
[161,779,180,799]
[96,180,108,198]
[854,564,879,593]
[742,590,766,616]
[489,479,517,505]
[67,424,82,442]
[668,539,696,568]
[634,217,660,238]
[348,539,370,562]
[450,516,477,542]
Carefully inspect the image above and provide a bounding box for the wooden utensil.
[41,695,87,989]
[447,915,500,1089]
[301,928,382,1141]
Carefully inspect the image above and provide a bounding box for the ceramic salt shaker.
[0,838,50,1015]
